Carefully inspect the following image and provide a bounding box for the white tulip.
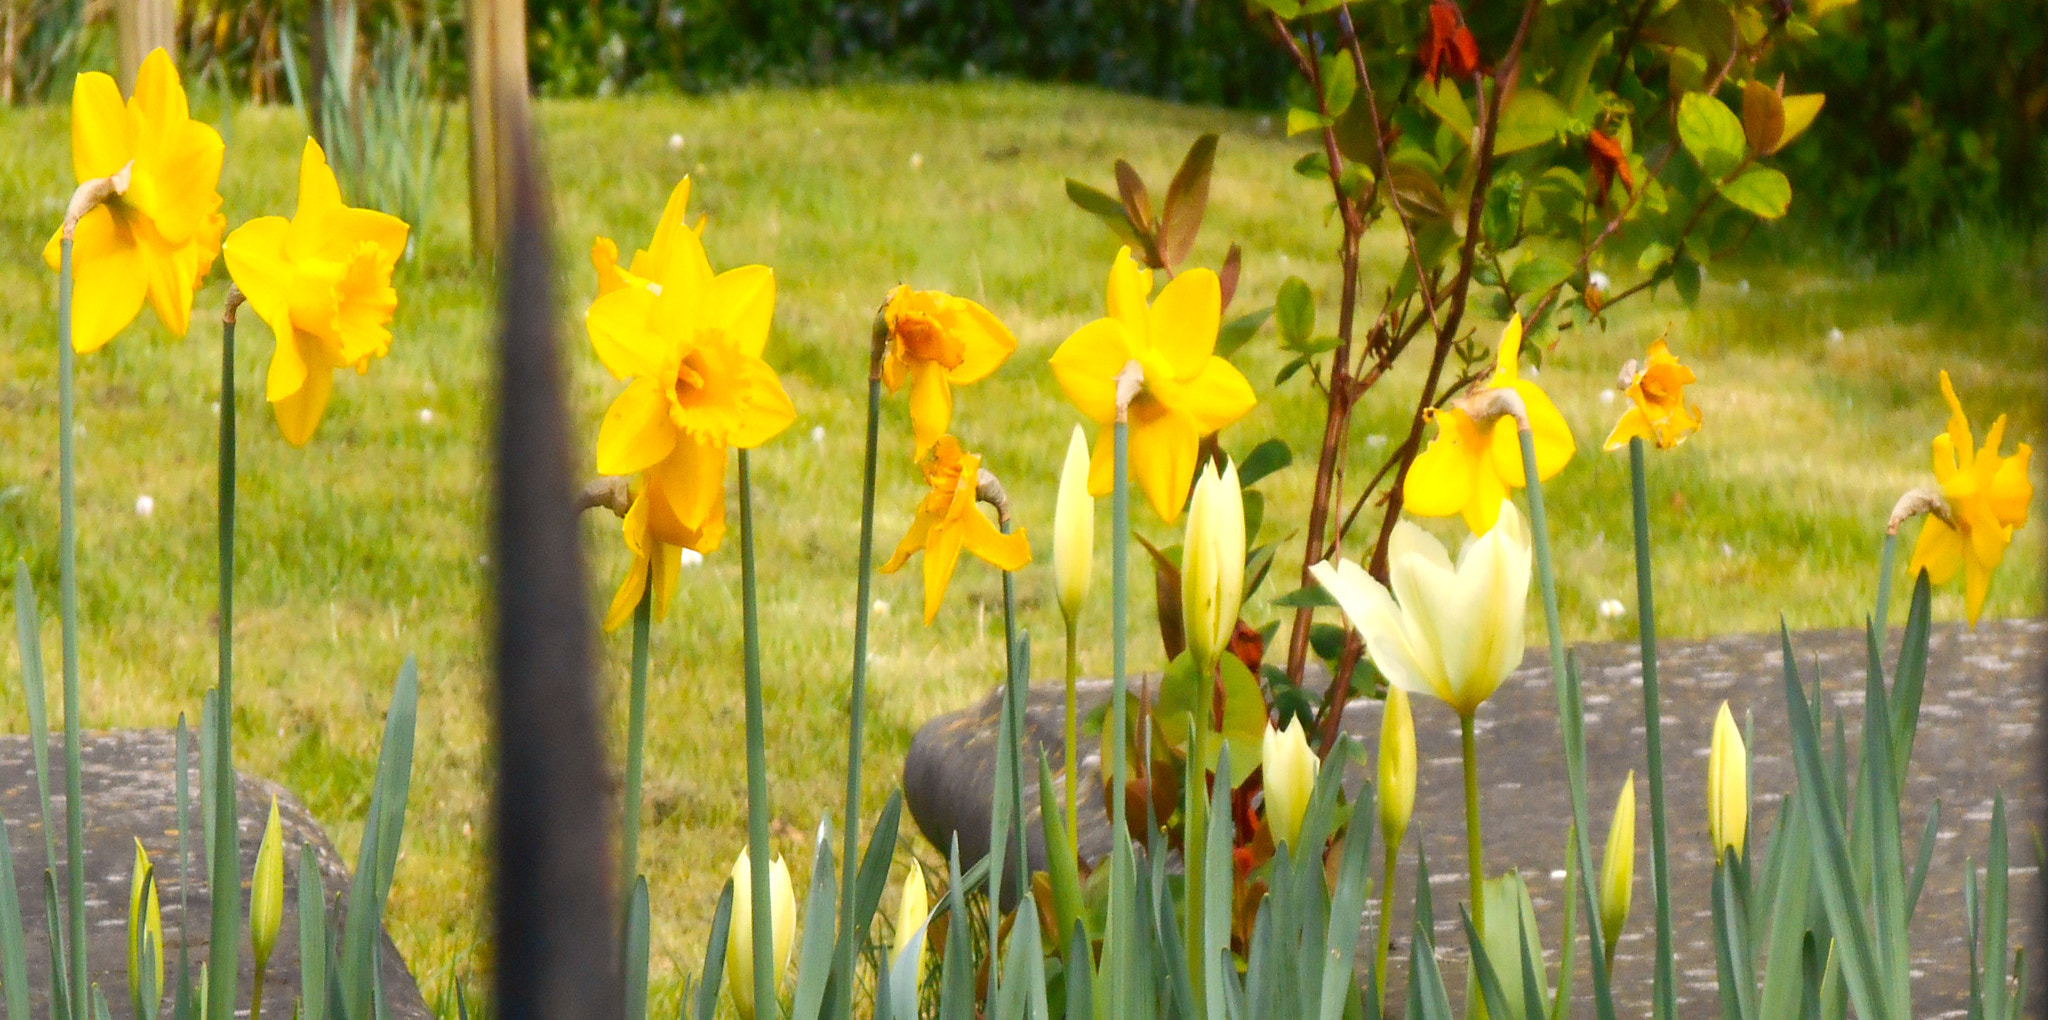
[1181,459,1245,672]
[1261,716,1320,849]
[725,847,797,1020]
[1053,425,1094,624]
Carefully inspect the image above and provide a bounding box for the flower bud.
[1261,717,1319,849]
[726,846,797,1020]
[127,839,163,1019]
[892,860,929,972]
[1599,771,1636,960]
[1378,687,1416,849]
[1053,425,1094,624]
[251,796,285,975]
[1181,459,1245,672]
[1707,702,1748,863]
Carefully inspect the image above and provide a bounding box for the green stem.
[1376,839,1397,1013]
[1874,531,1897,638]
[738,451,774,1020]
[835,371,881,1020]
[1110,419,1130,839]
[1628,437,1677,1020]
[249,968,264,1020]
[57,236,86,1014]
[1062,619,1079,868]
[208,299,239,1020]
[621,589,651,898]
[991,514,1024,1004]
[1460,712,1483,942]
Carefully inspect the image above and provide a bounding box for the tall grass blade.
[1888,575,1932,782]
[1065,921,1094,1020]
[342,660,420,1020]
[1408,919,1453,1020]
[1200,747,1232,1020]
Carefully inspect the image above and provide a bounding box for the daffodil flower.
[223,139,410,446]
[880,436,1032,624]
[1909,371,2033,627]
[1404,316,1575,533]
[882,285,1017,457]
[584,177,795,572]
[43,48,225,354]
[1603,338,1701,451]
[1310,499,1531,719]
[1050,247,1257,522]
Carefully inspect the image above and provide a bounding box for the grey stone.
[903,620,2044,1016]
[0,730,429,1020]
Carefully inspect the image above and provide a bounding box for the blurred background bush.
[0,0,2040,249]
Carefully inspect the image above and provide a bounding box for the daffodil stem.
[1459,713,1483,941]
[737,450,774,1020]
[1628,436,1677,1020]
[1875,531,1896,638]
[1520,427,1619,1020]
[621,589,651,901]
[992,517,1026,1002]
[209,292,240,1020]
[1375,838,1398,1013]
[56,237,87,1013]
[1062,618,1080,866]
[835,371,882,1020]
[1110,419,1130,839]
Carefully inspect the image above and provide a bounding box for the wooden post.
[115,0,175,93]
[466,0,530,259]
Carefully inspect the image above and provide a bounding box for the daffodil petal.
[962,511,1032,571]
[921,510,966,625]
[1991,444,2033,527]
[1105,247,1151,335]
[1049,318,1135,425]
[724,358,798,449]
[939,298,1017,384]
[59,207,148,354]
[704,265,775,359]
[1086,427,1116,498]
[224,216,296,353]
[1908,517,1964,585]
[270,340,337,447]
[648,434,727,534]
[638,177,695,281]
[1146,268,1221,378]
[1126,403,1199,523]
[907,360,952,459]
[1403,419,1478,520]
[595,377,680,475]
[69,72,132,182]
[1168,356,1258,435]
[1603,407,1650,452]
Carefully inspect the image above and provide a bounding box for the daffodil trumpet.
[1626,435,1679,1019]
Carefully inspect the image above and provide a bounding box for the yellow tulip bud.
[1599,771,1636,960]
[1054,424,1095,624]
[726,846,798,1020]
[1377,687,1416,849]
[1708,703,1748,863]
[1261,717,1320,849]
[251,796,285,975]
[892,860,929,972]
[127,839,163,1018]
[1181,459,1245,672]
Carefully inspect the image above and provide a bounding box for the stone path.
[0,730,429,1020]
[903,619,2044,1018]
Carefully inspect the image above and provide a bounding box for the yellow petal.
[1938,371,1974,471]
[1490,380,1575,483]
[603,496,652,633]
[1161,355,1256,435]
[880,513,935,575]
[1145,268,1221,379]
[595,378,680,475]
[637,177,695,280]
[907,360,952,459]
[58,207,147,353]
[938,298,1017,384]
[703,265,775,359]
[648,434,729,536]
[920,514,965,625]
[1458,470,1510,535]
[585,286,664,380]
[1105,247,1152,335]
[1963,541,1994,628]
[138,222,209,341]
[224,216,296,351]
[69,72,133,182]
[723,357,798,450]
[1086,426,1116,498]
[1908,517,1964,585]
[961,511,1032,571]
[1990,444,2032,528]
[1049,318,1134,425]
[1403,414,1480,520]
[270,340,337,447]
[1126,401,1199,523]
[1603,407,1651,452]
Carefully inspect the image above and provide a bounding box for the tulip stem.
[1628,436,1677,1020]
[1459,712,1483,941]
[621,589,651,901]
[1375,838,1398,1013]
[835,368,882,1020]
[1520,427,1620,1020]
[56,237,88,1013]
[738,451,774,1020]
[208,288,241,1020]
[1062,618,1080,867]
[1110,418,1130,838]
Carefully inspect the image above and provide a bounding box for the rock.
[903,620,2044,1016]
[0,729,430,1020]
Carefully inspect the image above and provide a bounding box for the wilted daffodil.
[1181,458,1246,673]
[223,139,410,446]
[1908,371,2033,627]
[881,436,1032,624]
[1599,771,1636,963]
[1050,247,1257,522]
[1603,338,1701,451]
[1053,424,1095,625]
[44,48,225,354]
[883,285,1018,457]
[585,178,795,577]
[601,472,700,632]
[1404,316,1575,533]
[1261,716,1319,850]
[726,846,797,1020]
[1707,702,1748,864]
[1311,499,1532,720]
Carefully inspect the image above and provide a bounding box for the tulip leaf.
[789,827,839,1020]
[1719,165,1791,219]
[12,563,53,869]
[1159,134,1218,272]
[1678,92,1747,181]
[850,791,903,955]
[0,803,24,1020]
[1153,652,1264,786]
[1319,782,1376,1020]
[1216,308,1270,359]
[1460,907,1516,1020]
[1710,858,1758,1020]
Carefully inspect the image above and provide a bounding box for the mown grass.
[0,81,2039,1013]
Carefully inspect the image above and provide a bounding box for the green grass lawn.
[0,81,2040,1012]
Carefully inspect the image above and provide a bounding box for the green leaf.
[1508,254,1574,297]
[1275,277,1314,345]
[1287,108,1333,136]
[1217,308,1269,359]
[1718,165,1791,219]
[1388,163,1452,221]
[1066,179,1144,248]
[788,827,839,1020]
[1293,150,1331,180]
[1678,92,1747,180]
[1493,88,1570,155]
[1271,586,1337,609]
[1673,254,1703,306]
[1636,241,1675,271]
[1416,78,1473,141]
[1275,355,1312,387]
[1155,652,1265,785]
[1319,55,1357,119]
[1481,173,1525,250]
[1238,438,1292,486]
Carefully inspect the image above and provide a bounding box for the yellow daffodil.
[223,139,409,446]
[584,177,795,573]
[1404,316,1576,533]
[883,285,1018,457]
[1049,247,1257,522]
[1603,338,1701,451]
[1181,458,1245,672]
[1598,771,1635,961]
[44,48,225,354]
[1378,686,1416,850]
[726,847,797,1020]
[1053,424,1095,624]
[880,436,1032,624]
[1260,716,1319,849]
[1311,499,1532,719]
[1707,702,1747,864]
[1908,371,2033,627]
